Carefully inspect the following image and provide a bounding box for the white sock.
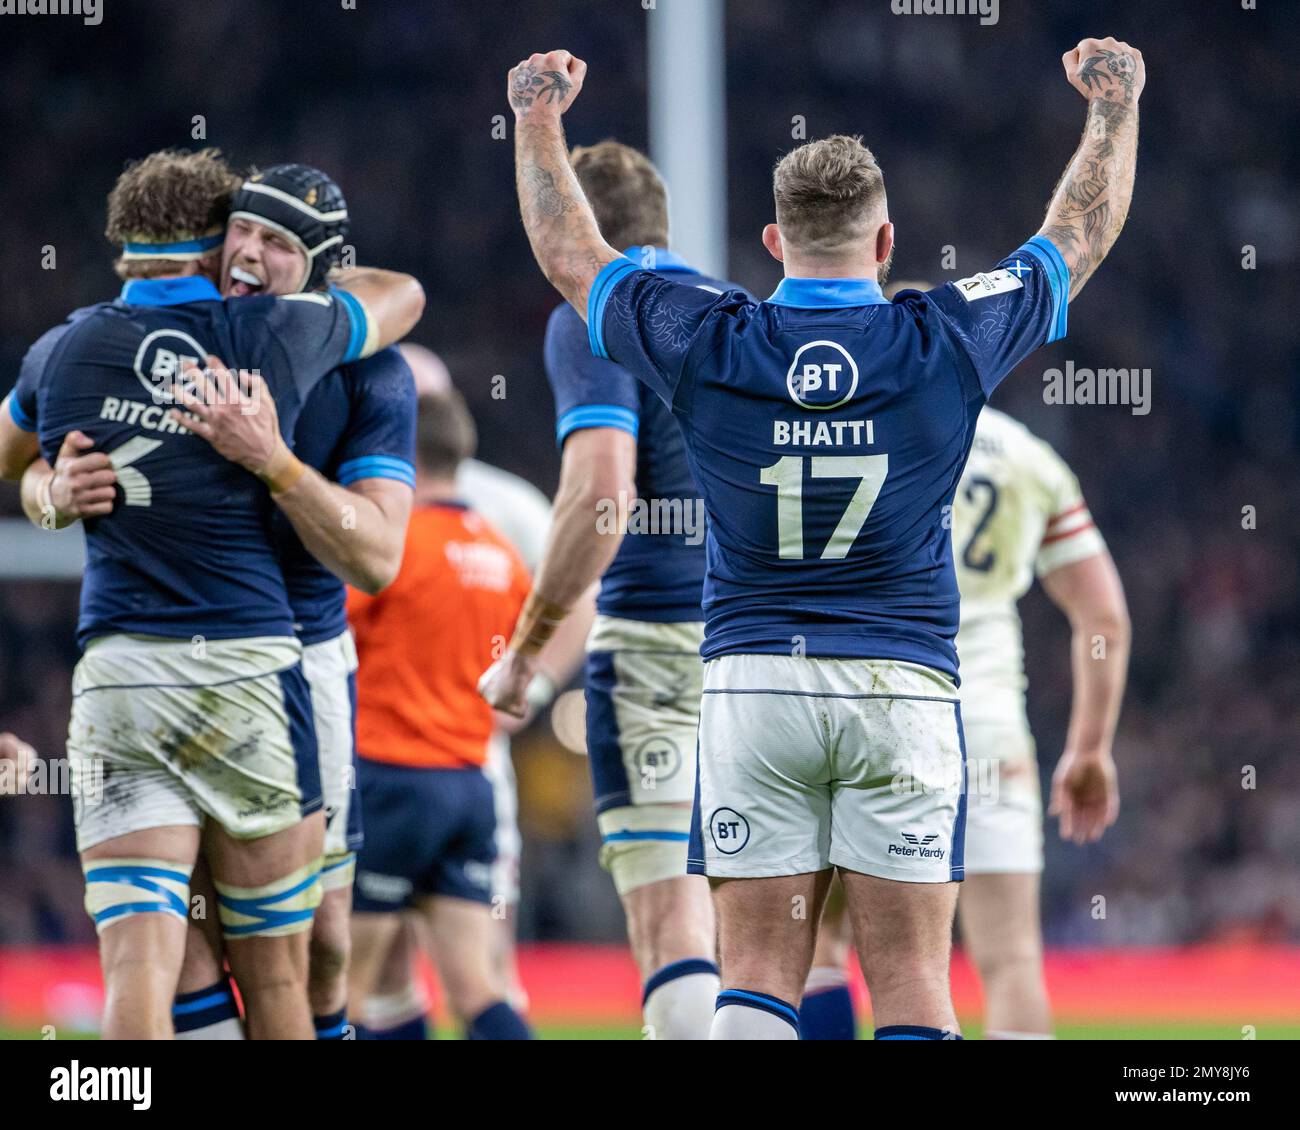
[363,983,428,1030]
[804,964,849,995]
[172,978,244,1040]
[711,990,800,1040]
[174,1016,244,1040]
[643,961,720,1040]
[986,1029,1055,1040]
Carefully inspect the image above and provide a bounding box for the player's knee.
[439,964,497,1022]
[624,881,713,974]
[858,921,952,985]
[974,940,1042,986]
[309,923,351,989]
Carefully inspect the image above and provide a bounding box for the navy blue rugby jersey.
[545,246,751,623]
[587,237,1070,677]
[5,274,375,647]
[276,345,417,645]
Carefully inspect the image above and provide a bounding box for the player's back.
[953,407,1104,717]
[695,287,980,673]
[348,502,530,769]
[592,239,1068,677]
[20,277,360,645]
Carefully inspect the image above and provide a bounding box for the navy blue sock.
[799,984,857,1040]
[355,1015,430,1041]
[314,1007,350,1040]
[465,1000,533,1040]
[172,976,240,1035]
[875,1024,961,1040]
[642,957,720,1005]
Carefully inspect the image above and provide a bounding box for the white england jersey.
[952,409,1106,727]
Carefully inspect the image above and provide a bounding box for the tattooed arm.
[1039,37,1145,300]
[509,50,620,318]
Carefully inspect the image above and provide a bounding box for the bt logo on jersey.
[786,340,859,410]
[799,361,843,393]
[133,329,210,404]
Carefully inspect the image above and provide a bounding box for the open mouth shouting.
[228,265,265,297]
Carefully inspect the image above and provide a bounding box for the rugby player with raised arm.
[505,38,1141,1039]
[481,140,752,1039]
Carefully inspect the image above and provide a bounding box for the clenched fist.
[1063,37,1145,106]
[509,50,587,120]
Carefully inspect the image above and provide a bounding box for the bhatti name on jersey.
[773,419,874,447]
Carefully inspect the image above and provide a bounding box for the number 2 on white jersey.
[760,454,889,560]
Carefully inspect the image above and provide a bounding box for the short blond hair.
[570,140,669,251]
[772,135,886,255]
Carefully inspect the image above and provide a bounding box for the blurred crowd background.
[1,0,1296,949]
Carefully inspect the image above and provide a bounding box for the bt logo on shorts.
[635,736,681,785]
[888,831,945,860]
[709,807,750,854]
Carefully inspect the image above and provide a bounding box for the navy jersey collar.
[120,276,223,307]
[767,277,888,309]
[622,246,700,276]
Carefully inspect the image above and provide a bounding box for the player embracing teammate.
[506,36,1142,1038]
[0,149,423,1038]
[164,164,422,1041]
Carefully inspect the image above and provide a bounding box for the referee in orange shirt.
[346,389,533,1040]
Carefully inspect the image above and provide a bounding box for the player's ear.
[762,223,784,263]
[198,251,222,284]
[875,221,895,267]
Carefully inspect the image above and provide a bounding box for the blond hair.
[772,135,886,255]
[570,140,669,252]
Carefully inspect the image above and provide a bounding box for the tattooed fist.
[1063,37,1145,106]
[509,50,587,120]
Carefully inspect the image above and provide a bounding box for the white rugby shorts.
[688,654,967,883]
